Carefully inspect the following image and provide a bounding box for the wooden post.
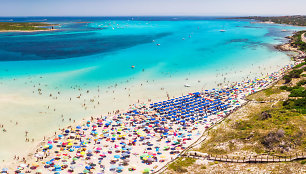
[279,156,280,162]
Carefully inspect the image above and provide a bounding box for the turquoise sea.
[0,17,305,164]
[0,17,305,89]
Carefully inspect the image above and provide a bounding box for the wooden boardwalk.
[152,69,304,173]
[183,152,306,163]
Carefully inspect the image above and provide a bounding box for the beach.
[1,58,303,173]
[0,17,305,173]
[0,58,293,165]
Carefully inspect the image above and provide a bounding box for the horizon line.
[0,14,304,18]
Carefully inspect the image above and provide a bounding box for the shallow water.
[0,17,304,86]
[0,17,305,164]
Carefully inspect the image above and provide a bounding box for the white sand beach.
[0,55,293,171]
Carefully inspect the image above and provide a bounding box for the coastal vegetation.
[0,22,54,31]
[283,63,305,83]
[290,31,306,52]
[168,157,196,173]
[166,60,305,173]
[197,62,306,157]
[233,15,306,26]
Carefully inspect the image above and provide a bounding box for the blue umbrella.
[76,126,81,129]
[117,166,124,170]
[85,166,92,170]
[110,165,116,170]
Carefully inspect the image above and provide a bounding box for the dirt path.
[302,32,306,43]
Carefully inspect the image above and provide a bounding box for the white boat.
[156,44,160,46]
[220,29,226,32]
[184,84,191,87]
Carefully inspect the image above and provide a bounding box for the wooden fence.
[183,152,306,163]
[152,68,299,173]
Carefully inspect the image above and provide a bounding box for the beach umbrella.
[31,162,39,167]
[83,169,89,173]
[110,165,116,170]
[19,164,27,168]
[123,159,130,163]
[143,168,150,173]
[128,166,136,171]
[114,155,120,159]
[85,166,92,170]
[117,166,124,170]
[147,158,154,162]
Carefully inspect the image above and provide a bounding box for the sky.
[0,0,305,17]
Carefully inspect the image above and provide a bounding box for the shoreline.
[158,37,306,174]
[228,16,306,27]
[0,22,59,33]
[8,61,302,174]
[0,29,58,33]
[274,31,306,60]
[1,31,305,173]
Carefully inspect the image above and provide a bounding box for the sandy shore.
[1,27,304,171]
[0,55,293,170]
[2,58,303,174]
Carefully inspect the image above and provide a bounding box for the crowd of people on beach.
[1,61,301,174]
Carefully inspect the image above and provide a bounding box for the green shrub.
[289,88,306,97]
[283,98,306,114]
[289,69,303,78]
[296,79,306,86]
[293,62,305,69]
[168,158,196,173]
[283,75,292,84]
[279,86,288,90]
